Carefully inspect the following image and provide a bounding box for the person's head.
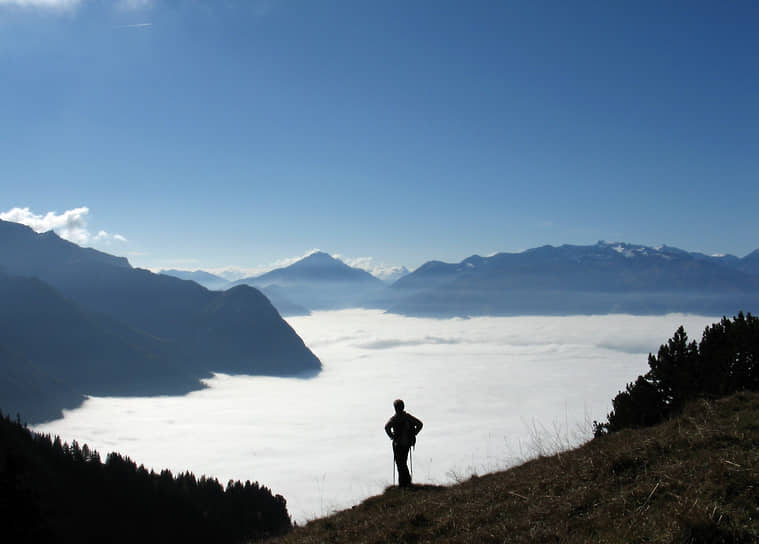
[393,399,405,413]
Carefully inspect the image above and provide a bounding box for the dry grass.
[266,392,759,543]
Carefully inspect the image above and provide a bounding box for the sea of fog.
[34,310,718,522]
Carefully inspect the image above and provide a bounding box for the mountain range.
[160,241,759,317]
[162,242,759,318]
[3,219,757,419]
[387,241,759,316]
[0,220,321,423]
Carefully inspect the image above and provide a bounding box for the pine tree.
[646,326,699,410]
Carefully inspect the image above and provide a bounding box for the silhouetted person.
[385,399,423,487]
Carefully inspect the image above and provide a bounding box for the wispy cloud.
[0,0,153,11]
[0,0,83,8]
[115,22,152,28]
[94,229,128,244]
[0,206,127,247]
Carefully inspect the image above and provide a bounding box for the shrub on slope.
[595,312,759,435]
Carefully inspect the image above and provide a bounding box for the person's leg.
[393,443,403,484]
[394,443,411,487]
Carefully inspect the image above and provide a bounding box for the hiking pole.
[392,447,396,486]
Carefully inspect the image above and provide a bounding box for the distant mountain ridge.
[239,252,383,286]
[161,253,403,315]
[388,241,759,317]
[0,219,321,423]
[159,269,230,290]
[233,252,386,312]
[137,242,759,317]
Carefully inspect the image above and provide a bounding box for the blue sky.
[2,1,757,277]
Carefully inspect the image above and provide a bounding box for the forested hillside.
[0,412,291,543]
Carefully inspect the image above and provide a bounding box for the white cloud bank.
[0,206,127,246]
[34,310,720,522]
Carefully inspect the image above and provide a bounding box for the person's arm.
[384,417,395,440]
[411,414,423,435]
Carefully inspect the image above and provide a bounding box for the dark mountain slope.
[0,346,82,424]
[188,285,319,374]
[0,220,321,422]
[30,260,212,341]
[0,219,319,371]
[0,220,207,338]
[0,273,200,421]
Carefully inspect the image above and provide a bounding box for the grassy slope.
[268,393,759,543]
